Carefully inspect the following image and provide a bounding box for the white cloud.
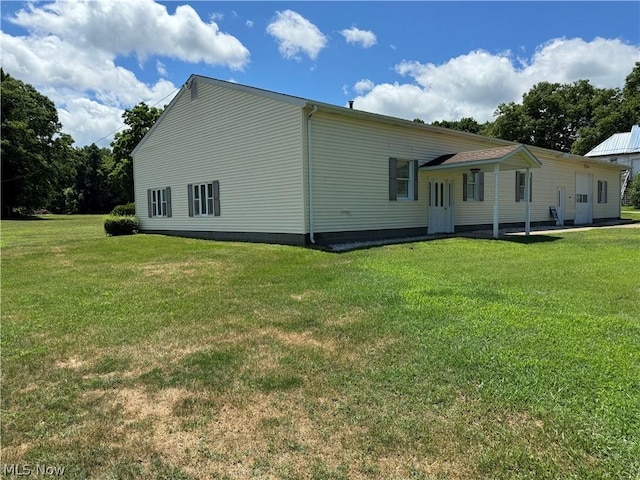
[340,27,377,48]
[354,79,375,94]
[353,37,639,123]
[58,98,125,148]
[1,0,249,145]
[266,10,327,61]
[246,20,254,28]
[156,60,167,77]
[10,0,250,69]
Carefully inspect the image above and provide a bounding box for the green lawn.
[622,206,640,221]
[1,215,639,479]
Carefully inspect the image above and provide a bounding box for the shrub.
[104,216,139,236]
[630,173,640,208]
[110,202,135,216]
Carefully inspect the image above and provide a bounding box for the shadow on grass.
[319,232,564,253]
[497,235,563,244]
[1,214,53,221]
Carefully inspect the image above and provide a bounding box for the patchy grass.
[1,215,639,479]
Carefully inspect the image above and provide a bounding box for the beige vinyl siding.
[309,111,499,233]
[134,81,305,234]
[450,151,622,226]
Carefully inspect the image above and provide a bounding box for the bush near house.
[103,215,138,235]
[110,202,135,216]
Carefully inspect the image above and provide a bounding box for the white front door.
[428,178,453,234]
[575,173,593,224]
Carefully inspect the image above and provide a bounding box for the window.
[597,180,608,203]
[515,171,533,202]
[188,181,220,217]
[389,158,418,201]
[462,172,484,201]
[577,194,589,203]
[147,187,171,218]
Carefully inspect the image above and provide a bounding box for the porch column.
[493,163,500,238]
[525,167,531,235]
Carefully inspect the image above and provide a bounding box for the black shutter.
[213,181,220,217]
[389,158,397,201]
[529,173,533,202]
[187,184,194,217]
[462,173,468,201]
[166,187,172,217]
[413,161,419,201]
[147,189,153,217]
[478,172,484,202]
[516,171,520,202]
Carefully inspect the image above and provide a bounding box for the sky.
[1,1,639,147]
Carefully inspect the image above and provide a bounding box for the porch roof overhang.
[420,144,541,239]
[419,144,542,172]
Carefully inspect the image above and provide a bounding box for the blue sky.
[2,1,639,146]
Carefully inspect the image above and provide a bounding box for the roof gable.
[131,75,308,156]
[420,145,542,172]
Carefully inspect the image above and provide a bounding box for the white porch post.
[493,163,500,238]
[525,167,531,235]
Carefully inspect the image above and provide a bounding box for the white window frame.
[466,172,480,201]
[396,160,414,201]
[192,182,215,216]
[151,188,167,217]
[516,172,526,202]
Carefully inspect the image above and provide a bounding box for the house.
[132,75,625,246]
[585,125,640,205]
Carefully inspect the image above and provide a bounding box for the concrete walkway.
[506,220,640,236]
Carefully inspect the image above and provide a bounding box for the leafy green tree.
[486,101,531,144]
[486,63,640,155]
[70,144,116,213]
[431,117,486,135]
[1,70,74,216]
[630,173,640,209]
[572,62,640,155]
[110,103,163,203]
[488,81,604,152]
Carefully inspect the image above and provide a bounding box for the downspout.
[307,105,318,244]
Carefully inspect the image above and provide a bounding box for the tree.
[431,117,486,135]
[486,64,640,155]
[487,81,605,152]
[630,173,640,209]
[1,70,74,216]
[110,103,163,203]
[64,144,116,213]
[572,62,640,155]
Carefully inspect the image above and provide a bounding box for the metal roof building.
[585,125,640,157]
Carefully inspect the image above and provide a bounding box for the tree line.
[2,64,639,217]
[1,69,162,218]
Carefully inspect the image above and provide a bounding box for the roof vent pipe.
[348,100,354,109]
